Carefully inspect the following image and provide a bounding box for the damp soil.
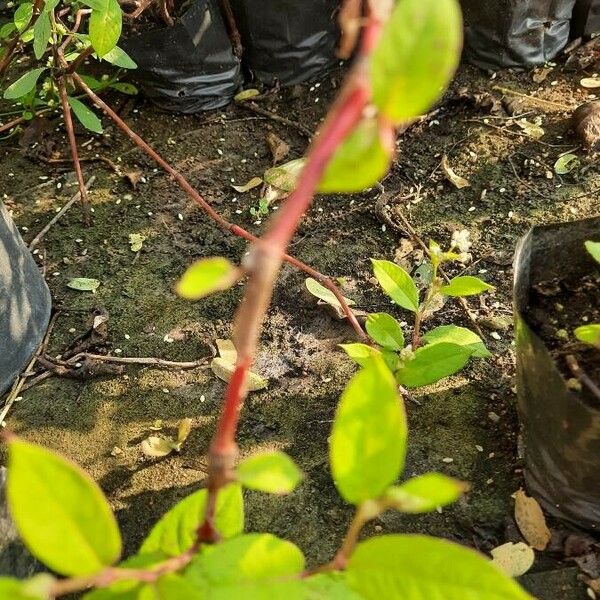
[526,269,600,405]
[1,48,599,599]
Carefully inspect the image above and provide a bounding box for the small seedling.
[573,241,600,349]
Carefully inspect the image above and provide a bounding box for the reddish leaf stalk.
[71,72,366,340]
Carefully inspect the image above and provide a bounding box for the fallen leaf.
[210,357,268,391]
[129,233,146,252]
[572,101,600,150]
[124,170,142,189]
[216,339,237,363]
[141,436,175,458]
[176,418,193,448]
[554,153,580,175]
[532,68,551,84]
[92,313,109,331]
[514,489,551,551]
[67,278,100,293]
[490,542,535,577]
[580,77,600,89]
[441,155,470,189]
[516,119,545,139]
[231,176,263,193]
[234,88,260,102]
[266,132,290,164]
[305,277,356,319]
[264,158,305,193]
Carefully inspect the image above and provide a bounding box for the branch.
[70,72,366,341]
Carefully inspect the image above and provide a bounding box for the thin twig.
[218,0,243,56]
[566,354,600,405]
[65,352,209,369]
[28,176,95,250]
[238,101,313,139]
[71,72,366,341]
[493,86,572,111]
[57,75,92,225]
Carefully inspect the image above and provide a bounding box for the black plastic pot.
[0,202,51,396]
[121,0,241,113]
[460,0,577,69]
[571,0,600,36]
[230,0,340,85]
[514,217,600,531]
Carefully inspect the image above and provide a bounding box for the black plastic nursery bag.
[122,0,241,113]
[460,0,577,69]
[230,0,340,85]
[572,0,600,36]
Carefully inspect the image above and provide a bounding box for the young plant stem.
[71,72,367,341]
[566,354,600,404]
[57,75,92,226]
[201,0,388,540]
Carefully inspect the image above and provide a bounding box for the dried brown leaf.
[514,489,551,551]
[572,101,600,150]
[266,132,290,164]
[124,170,143,189]
[490,542,535,577]
[441,155,470,189]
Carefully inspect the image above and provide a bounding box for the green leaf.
[305,277,356,318]
[553,153,579,175]
[89,0,122,57]
[396,342,471,388]
[32,12,50,59]
[67,277,101,292]
[370,0,462,123]
[185,533,304,598]
[109,82,138,95]
[574,323,600,347]
[0,577,44,600]
[384,472,467,513]
[303,573,363,599]
[101,45,137,69]
[339,342,381,367]
[79,74,105,90]
[440,275,493,297]
[140,483,243,556]
[6,437,121,576]
[3,68,45,100]
[67,96,103,134]
[0,22,16,39]
[234,88,260,101]
[347,535,532,600]
[366,313,405,350]
[585,240,600,264]
[422,325,490,358]
[176,257,239,301]
[14,2,33,32]
[318,118,392,193]
[138,575,203,599]
[371,259,419,312]
[330,356,407,504]
[237,451,303,495]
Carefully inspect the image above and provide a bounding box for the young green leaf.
[370,0,462,123]
[140,483,243,556]
[365,312,405,350]
[440,275,493,297]
[176,257,240,300]
[318,118,393,193]
[32,12,50,59]
[6,437,121,576]
[553,153,579,175]
[101,46,137,69]
[185,533,304,593]
[382,349,400,372]
[0,22,16,39]
[347,535,532,600]
[138,575,203,600]
[396,342,471,388]
[109,82,138,95]
[89,0,122,57]
[3,68,45,100]
[422,324,490,358]
[237,451,303,495]
[0,578,45,600]
[574,323,600,347]
[330,356,407,504]
[303,574,364,599]
[585,240,600,264]
[371,259,419,312]
[384,473,467,513]
[14,2,33,32]
[67,96,103,134]
[339,343,381,367]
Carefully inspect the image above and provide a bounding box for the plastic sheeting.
[230,0,339,85]
[122,0,241,113]
[0,202,51,395]
[461,0,577,69]
[514,217,600,531]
